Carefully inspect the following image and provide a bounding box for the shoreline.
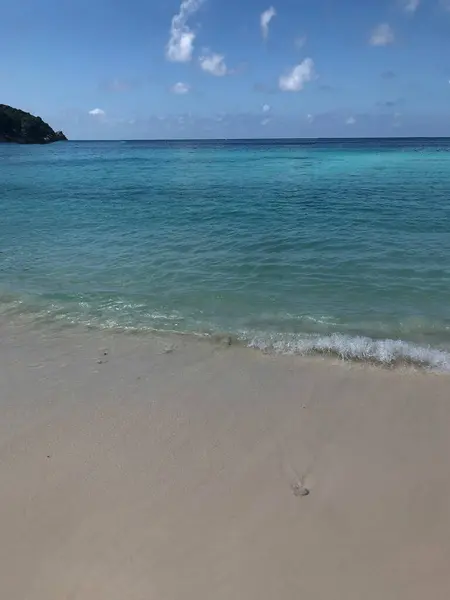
[1,311,450,371]
[1,321,450,599]
[4,315,450,373]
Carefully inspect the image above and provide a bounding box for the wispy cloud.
[399,0,420,13]
[295,35,307,49]
[346,116,356,125]
[376,98,404,108]
[370,23,395,46]
[262,103,271,113]
[88,108,106,117]
[440,0,450,11]
[166,0,204,63]
[261,6,276,39]
[279,58,315,92]
[171,82,190,94]
[101,78,135,92]
[199,52,229,76]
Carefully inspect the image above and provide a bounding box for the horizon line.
[67,136,450,142]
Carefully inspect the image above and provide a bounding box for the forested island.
[0,104,67,144]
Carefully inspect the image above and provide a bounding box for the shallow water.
[2,138,450,368]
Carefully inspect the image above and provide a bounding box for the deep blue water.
[2,138,450,368]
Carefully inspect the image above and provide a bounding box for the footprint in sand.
[280,449,310,498]
[291,482,310,497]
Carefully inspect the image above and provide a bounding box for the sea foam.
[247,332,450,371]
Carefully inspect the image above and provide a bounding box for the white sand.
[1,322,450,600]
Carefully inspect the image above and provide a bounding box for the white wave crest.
[247,332,450,371]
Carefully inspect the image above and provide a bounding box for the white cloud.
[199,52,229,76]
[346,116,356,125]
[261,6,276,39]
[400,0,420,13]
[262,103,271,113]
[279,58,315,92]
[166,0,204,63]
[306,113,314,123]
[370,23,395,46]
[261,118,271,126]
[172,81,190,94]
[88,108,106,117]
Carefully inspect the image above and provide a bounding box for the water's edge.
[3,313,449,372]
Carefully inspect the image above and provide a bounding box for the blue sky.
[2,0,450,138]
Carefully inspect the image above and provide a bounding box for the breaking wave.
[246,332,450,371]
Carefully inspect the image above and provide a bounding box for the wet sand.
[1,323,450,600]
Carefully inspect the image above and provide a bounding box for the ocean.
[1,138,450,369]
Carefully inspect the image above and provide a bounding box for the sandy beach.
[1,321,450,600]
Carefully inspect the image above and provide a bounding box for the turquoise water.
[2,139,450,368]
